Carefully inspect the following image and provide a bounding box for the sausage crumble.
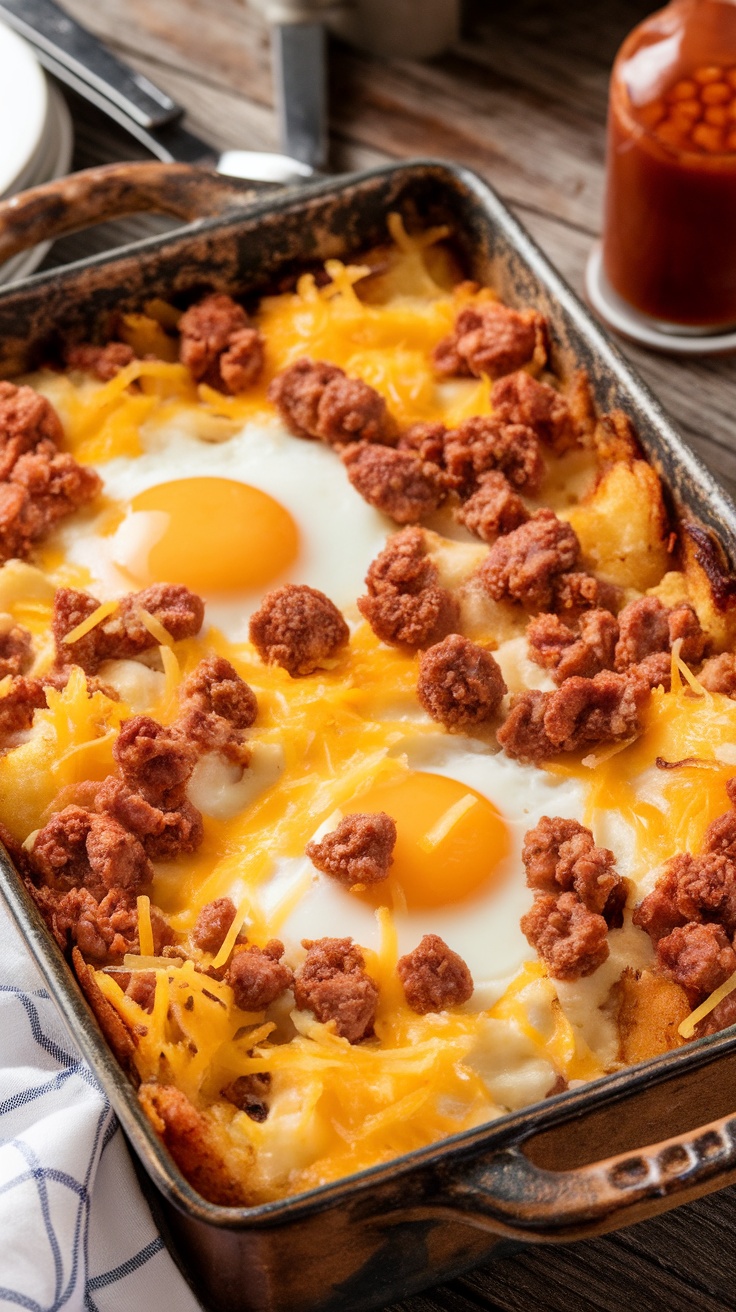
[700,652,736,696]
[398,415,544,497]
[192,897,238,954]
[614,597,705,671]
[53,583,205,673]
[417,633,507,728]
[65,341,136,381]
[249,584,349,676]
[433,302,547,380]
[226,940,294,1011]
[478,508,580,611]
[491,371,580,454]
[521,891,610,980]
[178,292,264,394]
[341,442,446,523]
[527,609,619,684]
[293,937,379,1043]
[306,812,397,886]
[397,934,474,1013]
[522,816,627,922]
[269,358,394,445]
[498,669,650,763]
[179,654,258,763]
[455,471,529,542]
[357,527,459,649]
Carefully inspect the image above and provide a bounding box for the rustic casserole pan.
[2,158,736,1312]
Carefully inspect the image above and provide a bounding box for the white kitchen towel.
[0,903,203,1311]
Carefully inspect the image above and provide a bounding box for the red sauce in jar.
[603,0,736,328]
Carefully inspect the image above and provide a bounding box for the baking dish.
[1,158,736,1312]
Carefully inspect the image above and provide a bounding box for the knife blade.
[272,20,328,170]
[0,0,318,185]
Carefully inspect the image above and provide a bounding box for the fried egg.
[197,735,588,1005]
[56,415,392,640]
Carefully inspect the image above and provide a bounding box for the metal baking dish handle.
[0,161,264,265]
[442,1105,736,1241]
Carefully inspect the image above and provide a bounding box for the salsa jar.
[603,0,736,329]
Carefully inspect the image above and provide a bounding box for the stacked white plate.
[0,21,73,286]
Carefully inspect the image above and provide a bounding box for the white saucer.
[585,242,736,357]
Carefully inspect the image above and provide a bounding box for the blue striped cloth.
[0,906,202,1311]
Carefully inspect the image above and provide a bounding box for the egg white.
[55,414,393,642]
[238,735,590,1006]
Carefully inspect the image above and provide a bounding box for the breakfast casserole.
[1,215,735,1207]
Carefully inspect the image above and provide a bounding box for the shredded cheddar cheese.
[419,793,478,852]
[136,895,154,957]
[679,970,736,1039]
[62,598,118,644]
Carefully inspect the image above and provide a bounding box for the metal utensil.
[272,20,328,169]
[0,0,317,185]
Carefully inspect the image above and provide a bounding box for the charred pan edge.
[1,159,736,1252]
[685,522,736,611]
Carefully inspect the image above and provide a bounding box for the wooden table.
[40,0,736,1307]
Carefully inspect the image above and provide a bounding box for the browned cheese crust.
[612,967,690,1063]
[139,1083,249,1206]
[72,946,138,1070]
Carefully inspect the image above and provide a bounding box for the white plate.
[585,242,736,357]
[0,82,74,288]
[0,23,48,200]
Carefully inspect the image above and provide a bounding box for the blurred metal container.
[331,0,460,59]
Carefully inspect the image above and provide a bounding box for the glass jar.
[602,0,736,329]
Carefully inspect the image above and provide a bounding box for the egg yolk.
[352,771,510,910]
[125,478,299,594]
